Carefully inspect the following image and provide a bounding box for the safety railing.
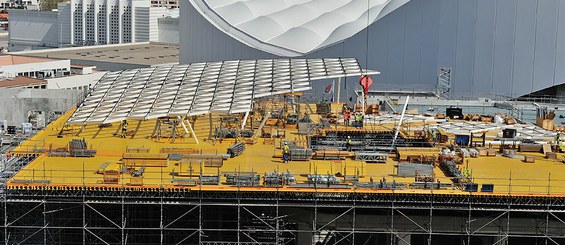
[5,166,565,196]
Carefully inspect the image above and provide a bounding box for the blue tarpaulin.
[455,135,470,146]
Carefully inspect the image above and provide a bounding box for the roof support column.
[337,77,341,104]
[178,116,189,134]
[241,111,249,131]
[184,117,199,144]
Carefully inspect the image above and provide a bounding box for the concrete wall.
[64,58,151,71]
[46,71,106,89]
[0,59,70,78]
[0,88,83,126]
[181,0,565,99]
[158,17,178,44]
[57,2,72,46]
[8,10,59,51]
[148,7,166,42]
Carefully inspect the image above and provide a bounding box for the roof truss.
[67,58,379,125]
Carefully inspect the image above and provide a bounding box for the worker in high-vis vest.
[121,120,128,138]
[283,142,290,163]
[354,113,361,128]
[346,136,352,151]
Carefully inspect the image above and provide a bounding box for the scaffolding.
[1,186,565,244]
[309,130,431,152]
[436,66,452,100]
[0,154,564,245]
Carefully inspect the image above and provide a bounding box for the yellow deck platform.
[7,108,565,197]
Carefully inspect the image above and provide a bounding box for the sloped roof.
[189,0,410,56]
[67,58,379,124]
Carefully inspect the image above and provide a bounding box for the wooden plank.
[122,153,168,160]
[543,144,552,155]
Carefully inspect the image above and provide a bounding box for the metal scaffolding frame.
[1,187,565,244]
[1,153,565,244]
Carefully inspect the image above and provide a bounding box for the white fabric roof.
[67,58,379,125]
[190,0,410,56]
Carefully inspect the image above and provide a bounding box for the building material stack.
[227,142,245,157]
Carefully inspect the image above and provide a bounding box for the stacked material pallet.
[502,149,516,155]
[546,152,558,159]
[122,153,169,167]
[69,139,96,157]
[227,142,245,157]
[468,148,479,157]
[69,139,87,150]
[523,155,535,163]
[96,162,111,174]
[201,175,220,185]
[397,147,440,161]
[355,152,388,163]
[289,147,312,161]
[460,148,470,158]
[307,174,340,184]
[103,163,121,184]
[225,173,260,186]
[297,122,314,135]
[180,154,225,167]
[172,175,220,186]
[486,149,497,157]
[476,147,488,156]
[160,147,200,154]
[313,149,348,160]
[126,147,150,153]
[519,143,542,152]
[397,163,433,177]
[265,172,296,186]
[441,160,462,178]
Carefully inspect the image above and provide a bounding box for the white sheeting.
[67,58,379,125]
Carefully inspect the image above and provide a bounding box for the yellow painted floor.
[7,109,565,197]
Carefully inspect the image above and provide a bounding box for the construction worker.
[354,113,361,128]
[556,133,561,152]
[464,168,471,178]
[432,130,437,146]
[283,142,290,163]
[346,136,352,151]
[343,111,349,126]
[121,120,128,138]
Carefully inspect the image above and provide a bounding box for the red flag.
[359,75,373,94]
[323,82,333,94]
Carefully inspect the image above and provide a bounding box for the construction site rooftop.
[6,102,565,198]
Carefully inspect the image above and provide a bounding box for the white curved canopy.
[67,58,379,125]
[189,0,410,56]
